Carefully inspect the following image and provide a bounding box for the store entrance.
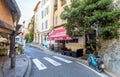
[85,31,96,54]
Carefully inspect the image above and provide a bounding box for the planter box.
[66,52,71,56]
[60,50,66,55]
[71,49,83,57]
[71,52,78,57]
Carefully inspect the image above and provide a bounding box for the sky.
[16,0,39,26]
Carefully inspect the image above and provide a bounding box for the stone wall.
[101,35,120,77]
[100,0,120,74]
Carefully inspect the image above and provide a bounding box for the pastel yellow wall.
[0,0,14,27]
[65,37,85,52]
[54,0,71,27]
[54,0,85,52]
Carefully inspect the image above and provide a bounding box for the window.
[55,16,57,25]
[42,22,44,30]
[44,10,46,17]
[41,1,44,8]
[46,6,49,15]
[68,39,78,43]
[45,7,48,16]
[54,16,58,26]
[54,0,58,11]
[61,0,67,6]
[45,20,48,29]
[41,0,49,7]
[44,37,46,41]
[41,11,44,18]
[44,0,46,4]
[42,9,47,18]
[44,9,46,16]
[44,0,49,5]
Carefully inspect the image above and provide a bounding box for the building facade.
[33,0,119,55]
[0,0,21,68]
[0,0,20,34]
[51,0,120,54]
[34,0,54,47]
[0,0,21,48]
[49,0,85,53]
[34,1,41,44]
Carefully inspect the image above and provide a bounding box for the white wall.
[38,0,53,32]
[34,0,54,44]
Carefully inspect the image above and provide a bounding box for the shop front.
[0,0,21,68]
[0,36,9,56]
[48,28,72,40]
[48,28,72,51]
[48,28,85,57]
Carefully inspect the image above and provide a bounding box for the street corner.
[15,54,30,77]
[2,56,14,77]
[24,54,32,77]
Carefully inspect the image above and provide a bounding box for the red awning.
[48,29,72,40]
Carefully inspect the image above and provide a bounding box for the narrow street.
[24,46,104,77]
[0,0,120,77]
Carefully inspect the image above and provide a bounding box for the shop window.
[57,40,64,43]
[66,40,69,43]
[44,37,46,41]
[68,38,78,43]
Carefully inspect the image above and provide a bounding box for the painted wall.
[54,0,70,27]
[34,0,54,44]
[38,0,54,32]
[65,36,85,52]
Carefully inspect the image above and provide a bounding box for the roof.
[34,1,41,12]
[4,0,21,23]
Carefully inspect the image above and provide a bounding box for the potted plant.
[17,43,24,55]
